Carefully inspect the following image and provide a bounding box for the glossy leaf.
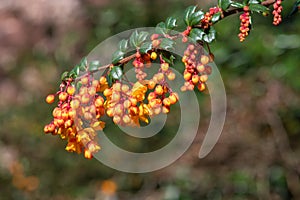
[155,22,167,35]
[74,65,80,75]
[160,38,175,50]
[110,66,123,80]
[112,50,124,64]
[165,17,177,30]
[249,0,261,3]
[137,31,149,45]
[249,3,268,13]
[61,71,69,80]
[88,60,101,71]
[129,30,139,47]
[231,2,244,8]
[203,27,216,43]
[119,39,128,52]
[79,57,88,69]
[184,5,197,26]
[211,12,222,23]
[189,28,205,41]
[218,0,232,10]
[68,68,78,79]
[130,31,149,48]
[140,42,153,54]
[190,10,205,26]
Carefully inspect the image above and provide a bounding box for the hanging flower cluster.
[238,6,251,42]
[273,0,283,25]
[181,44,212,91]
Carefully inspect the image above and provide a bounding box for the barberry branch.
[43,0,294,159]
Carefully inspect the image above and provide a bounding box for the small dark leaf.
[189,28,205,41]
[79,57,88,69]
[74,65,80,75]
[249,3,268,13]
[190,10,205,26]
[203,27,216,43]
[155,22,167,35]
[160,38,175,50]
[68,69,78,79]
[218,0,232,10]
[61,71,69,80]
[119,39,128,52]
[161,54,176,65]
[211,12,221,23]
[140,42,153,54]
[88,60,101,71]
[230,2,244,8]
[165,17,177,30]
[129,30,139,47]
[184,5,197,26]
[110,66,123,80]
[112,50,125,64]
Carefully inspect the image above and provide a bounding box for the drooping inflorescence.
[238,6,251,42]
[273,0,283,25]
[181,44,212,91]
[44,0,290,159]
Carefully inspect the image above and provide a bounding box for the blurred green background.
[0,0,300,199]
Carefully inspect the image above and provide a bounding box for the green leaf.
[190,10,205,26]
[112,50,124,64]
[230,2,244,8]
[203,27,216,43]
[140,42,153,54]
[218,0,232,10]
[74,65,80,75]
[79,57,88,69]
[211,12,222,23]
[165,17,177,30]
[129,30,139,47]
[61,71,69,80]
[189,28,205,41]
[137,31,149,46]
[88,60,101,71]
[184,5,197,26]
[119,39,128,52]
[249,3,268,13]
[68,68,78,79]
[110,66,123,80]
[162,54,176,65]
[155,22,166,35]
[129,31,149,48]
[160,38,175,50]
[249,0,261,3]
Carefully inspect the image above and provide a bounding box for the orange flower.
[132,82,147,102]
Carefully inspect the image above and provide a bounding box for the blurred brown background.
[0,0,300,199]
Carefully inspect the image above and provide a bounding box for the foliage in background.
[0,0,300,199]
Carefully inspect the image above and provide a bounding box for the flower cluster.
[201,7,223,29]
[132,52,151,81]
[238,6,251,42]
[181,44,212,91]
[44,75,108,159]
[272,0,282,26]
[44,56,180,158]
